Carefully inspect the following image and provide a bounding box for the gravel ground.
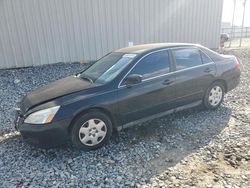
[0,48,249,188]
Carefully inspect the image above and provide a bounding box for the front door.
[117,50,176,124]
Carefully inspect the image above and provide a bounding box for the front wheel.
[70,111,112,150]
[203,82,225,110]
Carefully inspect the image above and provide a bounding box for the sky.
[222,0,250,27]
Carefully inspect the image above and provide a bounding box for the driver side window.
[128,50,170,80]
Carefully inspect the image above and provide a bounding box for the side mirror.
[123,74,142,86]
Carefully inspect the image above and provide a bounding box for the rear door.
[117,50,176,124]
[171,47,216,106]
[197,49,217,93]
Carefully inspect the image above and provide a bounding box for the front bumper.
[15,111,71,148]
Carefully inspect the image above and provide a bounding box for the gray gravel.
[0,49,249,187]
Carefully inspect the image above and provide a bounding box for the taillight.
[235,57,240,69]
[235,63,240,69]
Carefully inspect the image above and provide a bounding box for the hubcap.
[78,119,107,146]
[208,86,223,107]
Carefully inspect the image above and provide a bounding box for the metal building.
[0,0,223,69]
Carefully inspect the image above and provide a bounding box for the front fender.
[52,89,120,128]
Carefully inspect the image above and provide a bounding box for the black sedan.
[15,43,241,150]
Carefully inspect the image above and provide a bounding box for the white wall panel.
[0,0,223,69]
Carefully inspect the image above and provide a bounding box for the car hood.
[20,76,92,113]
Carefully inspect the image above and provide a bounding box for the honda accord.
[15,43,241,150]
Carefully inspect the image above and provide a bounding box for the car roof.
[115,43,199,54]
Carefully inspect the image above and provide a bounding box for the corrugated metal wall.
[0,0,223,69]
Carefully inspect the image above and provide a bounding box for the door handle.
[163,79,174,85]
[204,68,213,73]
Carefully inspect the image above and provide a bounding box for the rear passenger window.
[200,51,213,64]
[172,48,202,70]
[201,47,224,62]
[129,50,170,79]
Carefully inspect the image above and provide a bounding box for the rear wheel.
[70,111,112,150]
[203,82,225,109]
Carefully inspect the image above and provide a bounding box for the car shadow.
[112,105,232,177]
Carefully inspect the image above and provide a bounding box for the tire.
[70,111,112,150]
[203,81,225,110]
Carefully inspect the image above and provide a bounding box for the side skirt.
[116,100,202,131]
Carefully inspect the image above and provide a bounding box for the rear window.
[172,48,202,70]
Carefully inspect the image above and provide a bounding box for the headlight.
[24,106,60,124]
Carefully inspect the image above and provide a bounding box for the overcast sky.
[222,0,250,26]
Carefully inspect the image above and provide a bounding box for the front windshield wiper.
[81,76,94,83]
[78,75,94,83]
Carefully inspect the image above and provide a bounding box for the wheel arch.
[211,79,228,93]
[67,107,118,133]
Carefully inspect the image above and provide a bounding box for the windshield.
[79,52,136,84]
